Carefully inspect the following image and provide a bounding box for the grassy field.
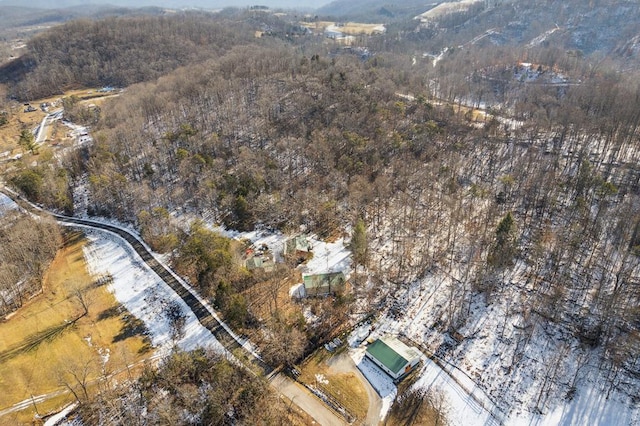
[340,23,386,35]
[0,230,150,425]
[298,349,369,423]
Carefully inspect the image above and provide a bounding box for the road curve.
[51,212,274,376]
[0,187,347,425]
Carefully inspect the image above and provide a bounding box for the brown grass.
[0,88,115,157]
[340,23,385,35]
[298,350,369,423]
[0,230,149,424]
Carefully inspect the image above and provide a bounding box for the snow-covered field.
[82,229,223,355]
[416,0,483,22]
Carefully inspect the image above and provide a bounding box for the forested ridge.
[3,3,640,421]
[3,12,262,100]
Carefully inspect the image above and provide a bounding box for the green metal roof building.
[365,335,421,381]
[302,272,345,297]
[245,256,274,272]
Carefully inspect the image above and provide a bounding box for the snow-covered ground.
[353,270,640,426]
[82,229,223,355]
[43,403,78,426]
[301,237,352,277]
[0,192,19,216]
[351,347,397,421]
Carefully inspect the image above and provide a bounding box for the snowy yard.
[301,237,352,277]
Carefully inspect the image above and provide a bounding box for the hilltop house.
[302,271,346,297]
[365,335,421,381]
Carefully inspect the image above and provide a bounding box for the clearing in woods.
[300,21,386,35]
[0,230,150,425]
[0,88,117,158]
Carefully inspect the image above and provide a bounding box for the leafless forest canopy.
[2,1,640,421]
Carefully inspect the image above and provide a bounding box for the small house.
[245,255,274,272]
[284,235,312,262]
[365,335,421,381]
[245,244,274,272]
[302,271,345,297]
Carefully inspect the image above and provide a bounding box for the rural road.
[35,109,63,144]
[0,188,348,426]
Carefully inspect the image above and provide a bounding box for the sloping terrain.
[2,5,640,424]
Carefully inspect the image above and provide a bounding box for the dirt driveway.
[270,373,348,426]
[327,351,383,426]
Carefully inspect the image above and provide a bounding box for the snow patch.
[352,347,397,421]
[301,237,352,276]
[315,373,329,385]
[289,283,305,298]
[82,230,223,355]
[43,403,78,426]
[0,193,19,216]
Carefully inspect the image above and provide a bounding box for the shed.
[245,255,274,272]
[302,271,345,297]
[365,335,421,381]
[284,235,312,255]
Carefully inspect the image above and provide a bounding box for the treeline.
[6,11,258,100]
[0,212,61,316]
[10,166,73,213]
[77,348,294,425]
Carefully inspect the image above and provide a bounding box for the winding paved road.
[0,187,347,425]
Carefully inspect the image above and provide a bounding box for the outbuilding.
[365,335,421,381]
[302,271,345,297]
[284,235,312,257]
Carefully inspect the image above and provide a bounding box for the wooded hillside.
[3,12,258,100]
[4,5,640,420]
[0,212,61,316]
